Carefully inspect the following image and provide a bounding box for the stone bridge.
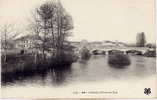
[90,47,148,54]
[73,45,149,55]
[70,41,150,55]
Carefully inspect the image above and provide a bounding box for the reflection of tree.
[50,66,72,85]
[134,57,146,77]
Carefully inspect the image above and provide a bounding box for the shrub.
[49,51,76,65]
[108,53,131,68]
[80,47,91,60]
[144,50,156,57]
[1,54,37,74]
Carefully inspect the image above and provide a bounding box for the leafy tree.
[29,0,73,60]
[0,24,19,62]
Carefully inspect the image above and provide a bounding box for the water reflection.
[133,56,155,77]
[134,57,147,77]
[50,66,72,85]
[2,65,72,86]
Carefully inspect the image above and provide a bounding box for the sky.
[0,0,156,43]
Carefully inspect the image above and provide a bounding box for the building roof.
[15,34,40,41]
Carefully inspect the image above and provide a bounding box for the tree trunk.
[51,18,55,56]
[4,29,7,62]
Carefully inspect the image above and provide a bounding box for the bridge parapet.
[90,46,149,55]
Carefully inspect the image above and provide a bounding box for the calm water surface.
[5,55,156,87]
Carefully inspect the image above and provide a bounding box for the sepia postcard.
[0,0,156,98]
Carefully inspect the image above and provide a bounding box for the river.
[3,55,156,87]
[1,55,156,98]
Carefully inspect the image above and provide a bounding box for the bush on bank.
[80,47,91,60]
[143,50,156,57]
[108,53,131,68]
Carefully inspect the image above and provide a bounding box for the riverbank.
[1,49,78,85]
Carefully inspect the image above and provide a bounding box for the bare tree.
[0,24,19,62]
[54,1,73,59]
